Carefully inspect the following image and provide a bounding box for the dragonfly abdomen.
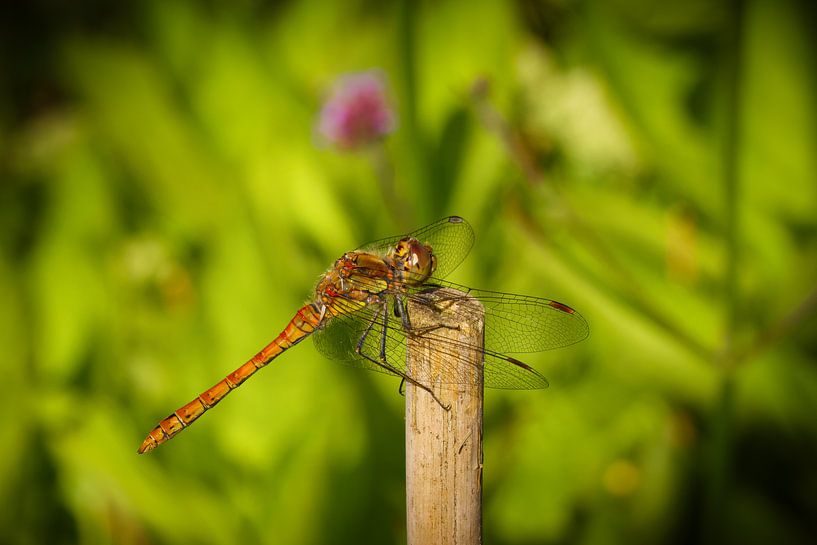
[137,304,323,453]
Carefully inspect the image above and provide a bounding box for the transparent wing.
[413,280,590,353]
[402,288,552,389]
[312,289,562,389]
[312,304,401,377]
[359,216,475,280]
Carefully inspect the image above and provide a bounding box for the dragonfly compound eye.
[391,238,436,285]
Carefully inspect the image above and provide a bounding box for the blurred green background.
[2,0,817,544]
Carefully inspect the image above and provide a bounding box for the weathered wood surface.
[406,288,484,545]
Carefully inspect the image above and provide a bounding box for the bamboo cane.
[405,288,484,545]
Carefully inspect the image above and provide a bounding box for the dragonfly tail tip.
[137,438,156,454]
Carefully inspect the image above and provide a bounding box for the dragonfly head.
[389,237,437,285]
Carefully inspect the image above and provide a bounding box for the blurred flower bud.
[317,71,396,149]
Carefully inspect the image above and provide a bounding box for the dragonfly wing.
[313,302,406,378]
[482,349,550,389]
[402,287,552,389]
[359,216,475,280]
[315,280,583,390]
[412,280,589,353]
[314,293,489,388]
[397,320,549,389]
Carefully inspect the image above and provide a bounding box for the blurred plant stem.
[369,142,411,231]
[737,284,817,363]
[704,0,744,541]
[396,0,427,225]
[470,79,711,361]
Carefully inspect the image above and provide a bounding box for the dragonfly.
[138,216,589,453]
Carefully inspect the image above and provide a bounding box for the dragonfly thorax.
[315,251,391,305]
[388,237,437,286]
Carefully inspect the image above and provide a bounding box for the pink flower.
[317,71,396,149]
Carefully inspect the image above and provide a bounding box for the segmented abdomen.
[137,304,323,453]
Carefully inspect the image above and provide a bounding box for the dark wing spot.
[548,301,575,314]
[507,357,535,371]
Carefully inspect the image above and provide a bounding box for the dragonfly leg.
[379,299,389,360]
[355,300,450,411]
[355,304,380,353]
[408,323,461,338]
[395,295,412,330]
[395,294,459,338]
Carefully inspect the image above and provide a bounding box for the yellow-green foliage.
[1,1,815,544]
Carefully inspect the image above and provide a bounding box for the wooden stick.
[405,288,484,545]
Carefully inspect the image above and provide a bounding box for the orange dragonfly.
[138,217,588,453]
